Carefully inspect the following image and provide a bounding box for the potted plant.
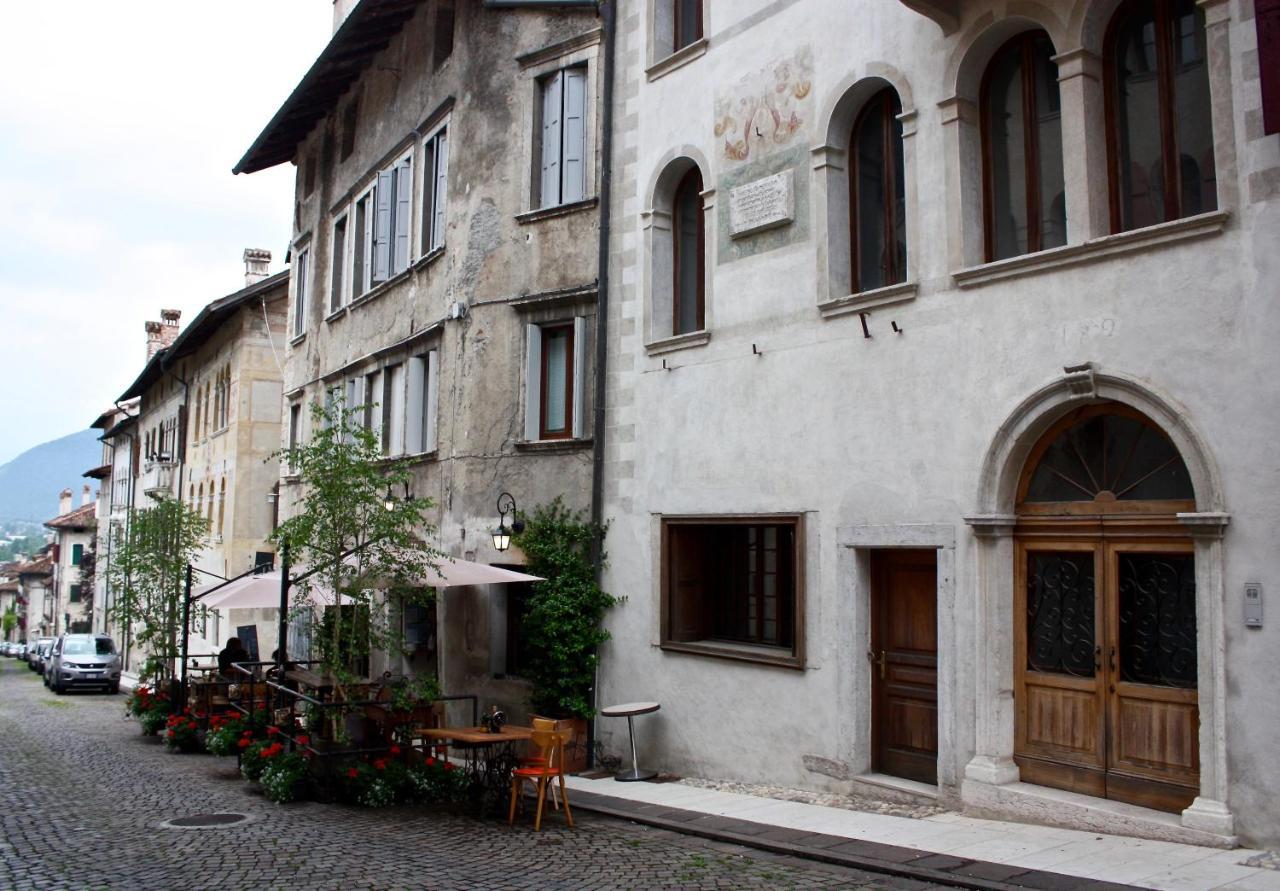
[514,498,618,772]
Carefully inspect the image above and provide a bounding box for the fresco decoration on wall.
[715,47,813,165]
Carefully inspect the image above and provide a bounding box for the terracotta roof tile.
[44,503,96,530]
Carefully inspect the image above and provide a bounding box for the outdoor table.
[600,701,660,781]
[416,725,533,816]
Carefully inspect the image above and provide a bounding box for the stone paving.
[0,659,953,891]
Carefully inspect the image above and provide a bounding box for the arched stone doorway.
[1013,402,1198,812]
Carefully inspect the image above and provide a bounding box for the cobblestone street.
[0,660,952,890]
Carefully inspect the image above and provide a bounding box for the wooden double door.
[870,549,938,785]
[1014,537,1199,812]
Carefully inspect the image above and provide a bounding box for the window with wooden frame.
[1105,0,1216,233]
[330,212,348,313]
[421,127,449,255]
[849,88,907,293]
[292,246,310,338]
[673,0,703,52]
[672,166,704,336]
[661,516,803,668]
[434,0,455,69]
[535,66,588,209]
[523,319,587,441]
[981,31,1066,261]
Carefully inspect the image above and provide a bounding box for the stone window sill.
[411,246,445,274]
[644,329,711,356]
[350,267,412,311]
[516,197,598,225]
[514,438,592,453]
[660,639,803,671]
[818,281,918,319]
[289,332,306,347]
[646,38,708,82]
[325,306,348,324]
[953,211,1230,289]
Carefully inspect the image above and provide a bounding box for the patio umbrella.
[194,571,353,610]
[422,556,542,588]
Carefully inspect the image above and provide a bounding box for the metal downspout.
[587,0,616,771]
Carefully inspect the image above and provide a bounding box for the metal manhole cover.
[159,813,254,830]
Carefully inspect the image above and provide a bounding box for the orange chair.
[508,727,574,831]
[519,717,560,808]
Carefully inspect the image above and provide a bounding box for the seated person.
[217,637,248,679]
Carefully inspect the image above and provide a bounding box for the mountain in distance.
[0,429,103,523]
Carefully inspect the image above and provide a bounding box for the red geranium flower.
[444,762,455,771]
[425,757,436,767]
[347,768,359,779]
[238,738,251,749]
[296,735,310,746]
[266,726,279,736]
[389,745,401,756]
[373,759,387,771]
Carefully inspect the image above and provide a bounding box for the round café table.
[600,701,660,781]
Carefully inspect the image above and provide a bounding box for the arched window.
[849,88,906,292]
[672,167,705,336]
[981,31,1066,261]
[1106,0,1215,232]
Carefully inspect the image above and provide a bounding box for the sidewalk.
[565,775,1279,891]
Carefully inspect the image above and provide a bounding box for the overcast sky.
[0,2,332,466]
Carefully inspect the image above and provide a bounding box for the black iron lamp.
[492,492,525,552]
[383,481,414,512]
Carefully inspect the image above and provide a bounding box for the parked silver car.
[28,638,53,673]
[44,633,121,694]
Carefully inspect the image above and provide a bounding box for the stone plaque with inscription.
[728,170,794,238]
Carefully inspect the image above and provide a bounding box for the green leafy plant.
[107,497,210,688]
[272,394,442,706]
[385,674,441,712]
[127,684,174,736]
[163,711,201,753]
[405,756,466,804]
[259,751,310,804]
[204,713,248,756]
[515,498,618,719]
[240,739,277,782]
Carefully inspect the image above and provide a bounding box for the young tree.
[273,394,441,691]
[107,497,209,686]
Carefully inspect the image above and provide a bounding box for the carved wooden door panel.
[870,549,938,785]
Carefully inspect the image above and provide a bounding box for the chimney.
[81,485,92,508]
[58,489,72,517]
[144,309,182,360]
[333,0,358,34]
[244,248,272,287]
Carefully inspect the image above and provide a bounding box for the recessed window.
[672,167,704,336]
[292,247,310,338]
[524,319,586,441]
[69,584,82,603]
[353,193,370,300]
[434,0,455,69]
[330,213,348,313]
[406,350,439,455]
[71,544,83,566]
[381,363,405,456]
[536,67,588,209]
[341,101,358,161]
[850,89,907,292]
[981,31,1066,261]
[422,128,449,254]
[662,517,802,667]
[1106,0,1215,232]
[674,0,703,52]
[351,154,413,296]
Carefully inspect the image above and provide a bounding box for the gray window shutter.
[572,316,587,439]
[394,158,412,272]
[425,349,439,453]
[562,68,587,204]
[406,356,426,454]
[540,72,562,207]
[432,132,449,250]
[373,170,393,283]
[524,324,542,441]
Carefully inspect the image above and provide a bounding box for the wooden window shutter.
[432,132,449,250]
[668,526,712,642]
[394,157,412,272]
[406,356,426,454]
[373,170,393,282]
[425,349,439,453]
[540,72,563,207]
[562,68,587,203]
[571,316,587,439]
[1260,0,1280,135]
[524,324,542,441]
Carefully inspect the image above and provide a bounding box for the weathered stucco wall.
[599,0,1280,848]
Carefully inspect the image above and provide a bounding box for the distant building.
[43,487,96,634]
[14,552,54,639]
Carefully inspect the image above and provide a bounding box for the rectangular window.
[371,155,413,286]
[353,192,371,299]
[406,350,439,455]
[382,363,405,456]
[674,0,703,51]
[71,544,83,566]
[293,247,310,338]
[434,0,455,69]
[662,517,803,667]
[524,319,586,441]
[330,213,348,313]
[69,584,82,603]
[537,67,588,208]
[363,370,381,446]
[287,403,301,472]
[422,128,449,254]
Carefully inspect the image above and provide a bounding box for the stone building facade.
[595,0,1279,850]
[236,0,607,717]
[43,488,97,635]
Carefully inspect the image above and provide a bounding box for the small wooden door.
[870,549,938,784]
